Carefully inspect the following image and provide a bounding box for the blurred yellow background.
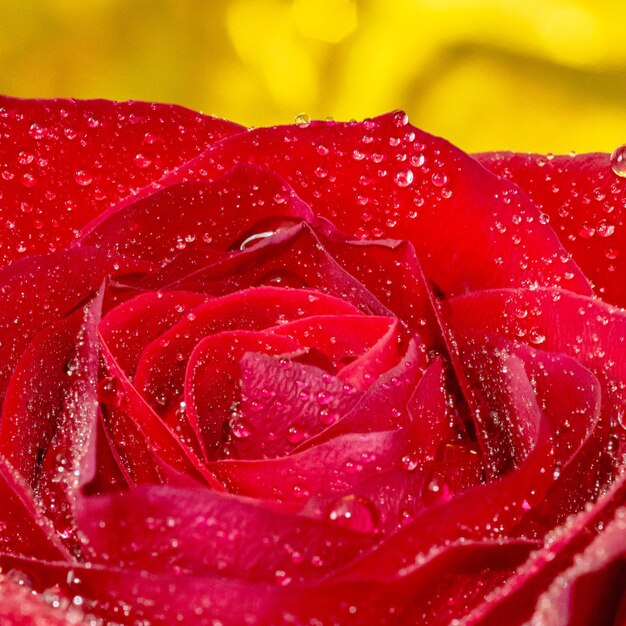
[1,0,625,153]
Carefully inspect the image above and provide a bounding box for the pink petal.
[77,484,373,582]
[234,352,361,459]
[184,330,302,458]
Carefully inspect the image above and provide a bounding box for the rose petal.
[209,429,407,507]
[80,163,316,266]
[447,287,626,503]
[461,471,626,625]
[133,286,360,415]
[233,352,361,459]
[0,537,534,626]
[298,338,427,447]
[99,336,220,487]
[184,330,302,459]
[77,484,373,582]
[273,314,394,365]
[176,113,590,297]
[158,223,393,318]
[324,236,442,340]
[0,96,243,267]
[99,290,207,377]
[530,505,626,626]
[0,457,69,561]
[0,247,139,408]
[477,151,626,307]
[406,356,459,465]
[34,289,102,544]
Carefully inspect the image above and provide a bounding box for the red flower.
[0,96,624,625]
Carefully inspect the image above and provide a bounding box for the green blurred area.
[1,0,626,152]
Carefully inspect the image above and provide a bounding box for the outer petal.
[77,484,373,583]
[0,247,139,407]
[0,540,533,626]
[0,96,243,266]
[461,473,626,626]
[477,151,626,306]
[529,505,626,626]
[173,112,590,297]
[0,457,69,561]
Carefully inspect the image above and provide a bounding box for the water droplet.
[274,570,292,586]
[286,425,305,444]
[21,173,37,187]
[401,452,419,472]
[28,123,48,140]
[529,328,546,345]
[394,168,414,187]
[74,169,93,187]
[610,145,626,178]
[237,230,276,250]
[230,417,252,439]
[431,172,448,187]
[316,390,333,406]
[133,153,152,169]
[327,495,379,533]
[294,113,311,127]
[319,410,339,425]
[578,224,595,239]
[392,110,409,127]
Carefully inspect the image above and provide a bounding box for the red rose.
[0,96,624,625]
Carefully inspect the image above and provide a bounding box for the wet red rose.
[0,96,625,625]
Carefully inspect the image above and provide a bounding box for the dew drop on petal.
[316,390,333,406]
[74,169,93,187]
[133,153,152,169]
[431,172,448,187]
[392,110,409,127]
[230,417,252,439]
[401,452,419,472]
[286,425,305,444]
[327,495,379,533]
[610,144,626,178]
[294,113,311,127]
[394,168,414,187]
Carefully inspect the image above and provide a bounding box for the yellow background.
[1,0,625,153]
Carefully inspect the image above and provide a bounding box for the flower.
[0,95,624,625]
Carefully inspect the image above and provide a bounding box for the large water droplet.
[295,113,311,127]
[230,416,252,439]
[231,217,301,251]
[394,168,414,187]
[328,495,379,533]
[610,145,626,178]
